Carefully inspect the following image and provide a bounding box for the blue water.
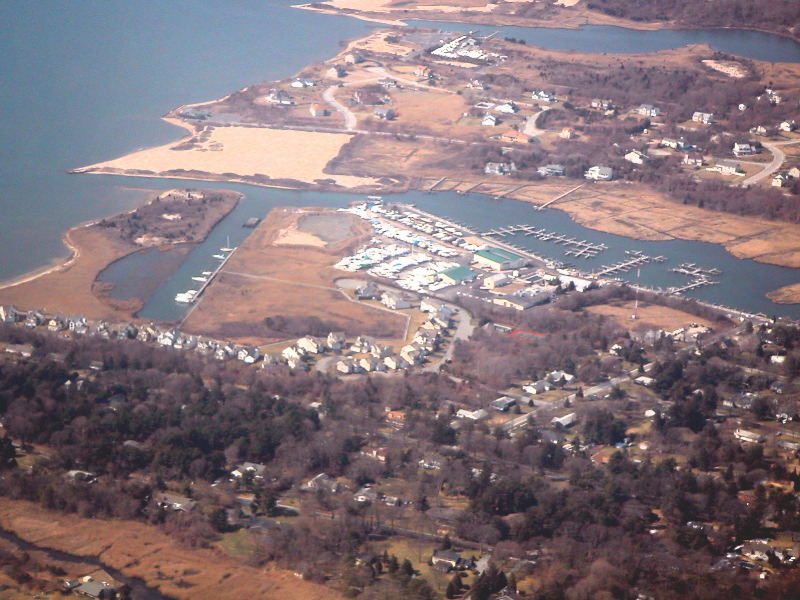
[3,2,800,319]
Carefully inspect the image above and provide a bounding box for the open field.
[79,121,380,189]
[0,190,238,320]
[0,498,345,600]
[182,207,408,344]
[586,300,715,333]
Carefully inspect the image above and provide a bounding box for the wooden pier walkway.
[536,183,585,211]
[483,223,607,259]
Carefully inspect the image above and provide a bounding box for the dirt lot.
[586,300,716,333]
[182,207,408,344]
[0,498,345,600]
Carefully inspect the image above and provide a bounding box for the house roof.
[475,248,523,264]
[439,266,476,283]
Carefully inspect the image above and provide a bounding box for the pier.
[668,276,718,294]
[669,262,722,277]
[536,183,585,211]
[428,177,448,192]
[594,251,656,276]
[483,223,607,259]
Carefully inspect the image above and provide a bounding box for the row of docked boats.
[174,240,236,303]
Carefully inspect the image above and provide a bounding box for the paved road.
[741,139,800,186]
[523,107,548,137]
[322,84,357,131]
[422,305,475,373]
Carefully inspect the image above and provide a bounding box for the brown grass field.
[586,300,716,333]
[0,498,345,600]
[182,207,407,344]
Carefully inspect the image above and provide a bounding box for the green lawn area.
[217,528,257,558]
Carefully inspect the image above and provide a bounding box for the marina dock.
[484,223,607,259]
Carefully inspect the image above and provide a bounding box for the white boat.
[175,290,197,303]
[220,235,235,253]
[191,276,208,282]
[202,271,212,276]
[213,253,227,260]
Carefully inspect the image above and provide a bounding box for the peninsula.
[77,26,800,302]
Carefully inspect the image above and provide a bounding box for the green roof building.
[439,266,477,286]
[473,248,527,271]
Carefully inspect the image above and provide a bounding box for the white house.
[496,101,518,114]
[638,104,661,118]
[327,331,346,350]
[297,336,325,354]
[384,355,410,370]
[381,291,411,310]
[481,114,498,127]
[733,142,757,156]
[585,165,613,180]
[456,408,488,420]
[624,150,649,165]
[692,111,714,124]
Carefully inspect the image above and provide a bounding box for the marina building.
[473,248,527,271]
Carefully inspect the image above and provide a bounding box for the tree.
[209,507,229,533]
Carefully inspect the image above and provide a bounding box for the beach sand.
[80,120,379,189]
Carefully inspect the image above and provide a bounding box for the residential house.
[560,127,576,140]
[360,356,387,372]
[773,173,791,187]
[546,370,576,386]
[638,104,661,117]
[789,166,800,179]
[591,98,612,110]
[624,150,649,165]
[717,159,743,175]
[780,120,796,132]
[400,344,425,365]
[25,309,45,328]
[735,429,765,443]
[552,412,578,428]
[291,78,316,88]
[413,329,440,351]
[155,492,197,512]
[692,111,714,124]
[287,357,309,371]
[0,305,21,324]
[433,306,453,328]
[75,580,116,599]
[661,138,689,150]
[326,66,346,78]
[683,152,705,167]
[327,331,346,351]
[215,344,237,361]
[353,485,379,504]
[496,101,518,114]
[336,357,360,374]
[281,345,304,362]
[585,165,613,180]
[351,335,377,353]
[532,90,556,102]
[379,77,398,89]
[432,549,473,572]
[481,113,498,127]
[353,89,386,105]
[309,103,328,117]
[420,298,446,313]
[5,344,33,358]
[538,163,565,177]
[356,281,379,299]
[381,291,411,310]
[266,89,293,105]
[733,142,757,156]
[484,161,516,175]
[414,65,433,78]
[418,453,443,470]
[491,396,517,412]
[385,410,407,426]
[237,346,261,364]
[306,472,340,493]
[499,130,532,144]
[47,315,67,332]
[297,336,325,354]
[523,380,553,395]
[750,125,769,136]
[231,462,267,480]
[456,408,488,420]
[374,107,396,120]
[384,355,410,370]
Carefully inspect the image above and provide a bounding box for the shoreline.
[293,1,800,44]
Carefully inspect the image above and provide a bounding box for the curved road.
[741,138,800,186]
[322,84,357,131]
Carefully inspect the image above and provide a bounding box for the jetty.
[669,262,722,277]
[428,177,448,192]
